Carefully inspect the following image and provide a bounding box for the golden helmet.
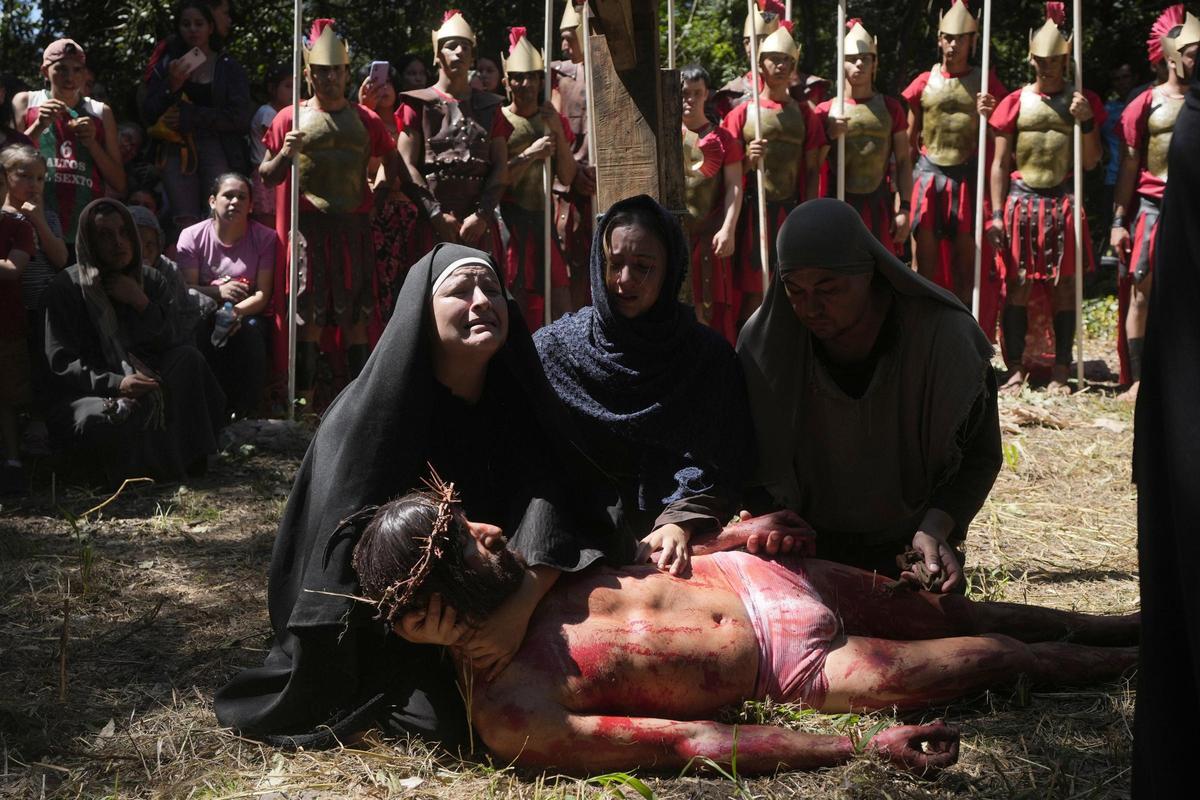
[1029,18,1071,58]
[304,18,349,67]
[845,20,877,57]
[1164,11,1200,78]
[938,1,979,35]
[759,26,800,61]
[744,4,782,40]
[561,1,592,31]
[504,27,544,74]
[432,10,476,55]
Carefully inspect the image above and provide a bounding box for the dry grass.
[0,338,1139,799]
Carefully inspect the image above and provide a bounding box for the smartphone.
[127,353,162,383]
[176,46,207,75]
[368,60,390,86]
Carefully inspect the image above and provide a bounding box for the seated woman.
[214,243,631,750]
[40,199,225,485]
[534,195,756,575]
[738,199,1002,593]
[176,172,274,418]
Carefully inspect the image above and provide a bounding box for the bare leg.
[952,230,977,307]
[1047,276,1076,394]
[804,559,1139,646]
[1119,272,1151,402]
[913,226,941,284]
[821,634,1137,713]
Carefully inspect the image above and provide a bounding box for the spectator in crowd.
[396,53,430,91]
[0,163,35,494]
[40,199,225,485]
[249,63,290,230]
[472,55,502,94]
[127,187,163,217]
[176,173,274,418]
[357,62,419,341]
[142,0,253,232]
[130,203,213,345]
[4,145,67,459]
[0,78,34,153]
[13,39,126,256]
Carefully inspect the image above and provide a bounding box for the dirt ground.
[0,331,1140,800]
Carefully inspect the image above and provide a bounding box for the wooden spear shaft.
[747,0,769,293]
[668,0,676,69]
[836,0,846,201]
[581,1,599,222]
[543,0,554,327]
[1073,0,1085,388]
[971,0,992,321]
[286,0,302,419]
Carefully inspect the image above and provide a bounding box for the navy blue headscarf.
[534,194,752,521]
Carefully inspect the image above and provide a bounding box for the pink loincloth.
[706,552,841,708]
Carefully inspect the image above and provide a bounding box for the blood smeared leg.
[804,560,1139,646]
[820,634,1138,713]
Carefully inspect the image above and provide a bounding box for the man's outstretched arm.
[689,511,817,558]
[475,704,957,777]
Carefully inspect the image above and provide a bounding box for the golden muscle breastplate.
[744,102,806,203]
[503,107,551,211]
[1146,88,1183,181]
[297,105,370,214]
[1014,88,1073,189]
[683,126,722,221]
[844,95,892,194]
[920,66,981,167]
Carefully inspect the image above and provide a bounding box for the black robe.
[214,243,628,749]
[41,200,224,485]
[1131,75,1200,797]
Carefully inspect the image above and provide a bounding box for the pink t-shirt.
[175,218,278,286]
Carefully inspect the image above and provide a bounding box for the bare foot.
[1047,365,1072,395]
[999,368,1028,395]
[1117,381,1140,403]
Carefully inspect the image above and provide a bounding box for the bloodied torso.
[295,103,371,214]
[1013,87,1074,189]
[919,65,982,167]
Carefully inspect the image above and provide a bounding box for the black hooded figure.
[214,243,629,749]
[1131,73,1200,797]
[534,194,753,546]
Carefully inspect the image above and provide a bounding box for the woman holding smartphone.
[141,0,253,231]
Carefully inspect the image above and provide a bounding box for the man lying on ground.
[350,483,1138,777]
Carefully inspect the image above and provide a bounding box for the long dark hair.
[168,0,224,57]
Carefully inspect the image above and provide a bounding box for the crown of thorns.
[373,467,461,626]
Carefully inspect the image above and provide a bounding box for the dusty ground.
[0,326,1139,800]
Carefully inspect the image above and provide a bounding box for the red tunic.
[685,123,743,345]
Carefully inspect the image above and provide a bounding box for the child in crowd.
[0,159,36,494]
[250,64,291,230]
[130,203,214,346]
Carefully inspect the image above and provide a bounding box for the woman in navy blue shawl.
[535,195,752,573]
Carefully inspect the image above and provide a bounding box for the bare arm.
[24,206,68,269]
[713,159,743,258]
[94,106,127,196]
[688,510,815,557]
[1110,146,1140,260]
[906,106,922,165]
[987,131,1013,247]
[477,703,956,777]
[0,247,30,280]
[233,261,272,317]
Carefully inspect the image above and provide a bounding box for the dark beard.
[433,544,527,625]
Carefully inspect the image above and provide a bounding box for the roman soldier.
[681,64,743,344]
[499,26,576,330]
[1111,6,1198,401]
[818,20,912,255]
[397,10,506,265]
[987,3,1105,394]
[260,18,398,398]
[901,0,1004,312]
[551,0,595,309]
[720,22,825,324]
[713,1,781,119]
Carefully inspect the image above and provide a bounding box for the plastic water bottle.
[211,302,236,348]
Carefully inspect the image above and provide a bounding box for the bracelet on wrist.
[1079,118,1095,134]
[991,210,1003,222]
[1111,216,1126,229]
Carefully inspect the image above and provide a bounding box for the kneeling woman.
[535,195,753,574]
[214,244,627,749]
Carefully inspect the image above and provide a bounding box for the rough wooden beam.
[593,0,637,70]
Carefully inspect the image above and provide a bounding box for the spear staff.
[971,0,992,321]
[1072,0,1084,388]
[543,2,554,327]
[668,0,676,69]
[836,0,846,200]
[286,0,302,419]
[581,2,599,222]
[746,0,769,292]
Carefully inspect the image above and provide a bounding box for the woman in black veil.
[214,243,632,749]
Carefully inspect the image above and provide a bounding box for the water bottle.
[211,302,236,348]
